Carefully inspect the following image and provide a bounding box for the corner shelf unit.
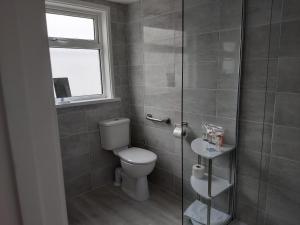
[184,200,231,225]
[184,138,235,225]
[190,175,233,200]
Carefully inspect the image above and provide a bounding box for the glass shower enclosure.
[181,0,244,224]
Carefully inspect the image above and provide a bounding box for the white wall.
[0,0,68,224]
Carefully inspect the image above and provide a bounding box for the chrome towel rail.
[146,114,170,124]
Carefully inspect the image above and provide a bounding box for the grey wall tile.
[244,25,271,59]
[145,64,178,88]
[130,104,144,125]
[237,175,259,207]
[144,38,175,65]
[244,23,280,59]
[183,89,216,116]
[111,22,126,45]
[145,86,181,111]
[142,0,175,18]
[216,90,238,118]
[184,1,220,35]
[274,93,300,128]
[131,124,145,146]
[219,28,241,59]
[112,43,127,66]
[238,150,267,179]
[282,0,300,21]
[127,1,141,23]
[127,43,144,66]
[240,90,274,123]
[129,85,145,106]
[242,59,269,90]
[58,111,87,137]
[63,153,91,182]
[126,21,143,44]
[268,156,300,192]
[144,125,176,154]
[220,0,242,30]
[245,0,273,26]
[85,103,121,131]
[114,66,129,87]
[236,201,258,225]
[128,65,144,86]
[91,166,115,188]
[60,133,90,159]
[143,13,175,42]
[184,32,219,63]
[277,57,300,93]
[239,121,272,153]
[265,185,300,225]
[280,20,300,57]
[272,125,300,161]
[240,90,265,122]
[183,61,218,89]
[65,174,91,198]
[110,4,127,23]
[115,86,130,101]
[217,66,239,90]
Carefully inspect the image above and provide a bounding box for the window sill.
[55,97,121,109]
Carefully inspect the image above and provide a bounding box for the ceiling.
[106,0,139,4]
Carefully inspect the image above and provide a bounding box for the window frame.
[46,0,115,105]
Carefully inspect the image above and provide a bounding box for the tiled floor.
[67,185,182,225]
[67,184,244,225]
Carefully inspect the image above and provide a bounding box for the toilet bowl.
[117,147,157,201]
[98,118,157,201]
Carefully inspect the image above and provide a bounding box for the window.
[45,0,114,105]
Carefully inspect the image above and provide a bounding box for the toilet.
[99,118,157,201]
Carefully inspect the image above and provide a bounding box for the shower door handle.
[146,114,170,124]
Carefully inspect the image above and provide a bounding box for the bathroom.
[1,0,300,225]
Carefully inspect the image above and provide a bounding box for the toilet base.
[121,171,149,201]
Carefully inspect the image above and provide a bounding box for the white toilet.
[99,118,157,201]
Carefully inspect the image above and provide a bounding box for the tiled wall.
[237,1,300,225]
[127,0,183,195]
[127,0,243,206]
[57,0,129,199]
[182,0,243,211]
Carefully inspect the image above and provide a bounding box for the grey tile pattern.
[57,0,130,199]
[237,0,300,224]
[277,57,300,93]
[58,102,126,198]
[125,0,183,197]
[181,0,242,216]
[67,185,181,225]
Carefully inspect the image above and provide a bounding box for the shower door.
[181,0,244,224]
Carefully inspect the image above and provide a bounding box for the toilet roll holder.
[173,121,188,137]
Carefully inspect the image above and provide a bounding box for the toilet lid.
[119,147,157,164]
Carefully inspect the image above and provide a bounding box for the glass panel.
[182,0,244,224]
[46,13,95,40]
[49,48,102,97]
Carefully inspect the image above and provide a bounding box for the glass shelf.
[190,175,233,200]
[184,200,231,225]
[191,138,235,159]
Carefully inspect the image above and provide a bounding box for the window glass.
[49,48,102,97]
[46,13,95,40]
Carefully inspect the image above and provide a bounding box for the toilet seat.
[118,147,157,165]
